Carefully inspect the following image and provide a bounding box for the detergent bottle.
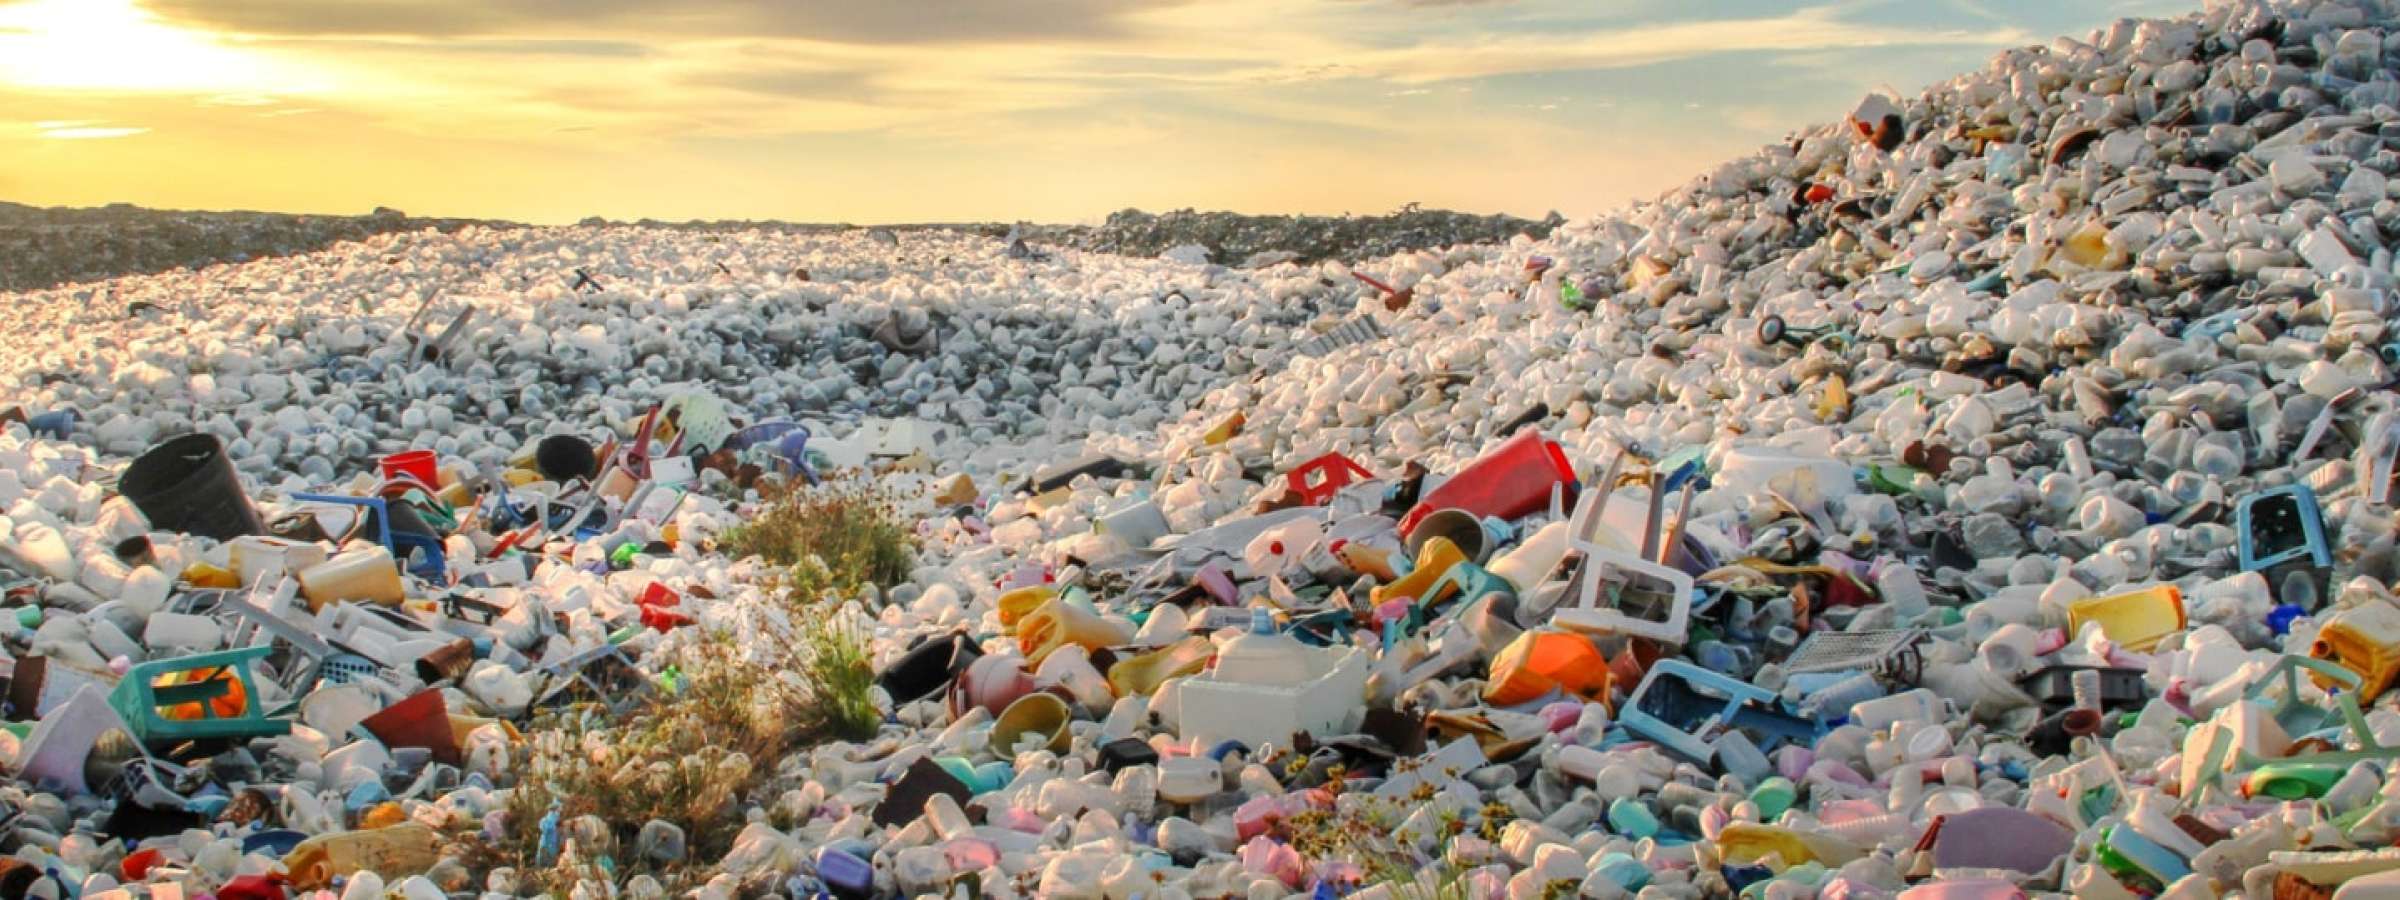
[1210,609,1312,685]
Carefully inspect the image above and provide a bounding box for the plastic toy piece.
[1619,659,1821,766]
[1282,453,1375,508]
[108,646,291,746]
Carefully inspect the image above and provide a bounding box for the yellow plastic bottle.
[1370,538,1464,606]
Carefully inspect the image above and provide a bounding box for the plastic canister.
[1848,689,1943,732]
[1398,430,1577,538]
[1489,521,1570,593]
[1209,609,1312,685]
[281,823,442,889]
[2309,599,2400,700]
[2067,584,2186,651]
[1242,519,1324,578]
[1713,444,1857,505]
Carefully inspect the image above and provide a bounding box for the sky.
[0,0,2196,225]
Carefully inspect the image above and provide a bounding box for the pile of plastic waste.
[13,0,2400,898]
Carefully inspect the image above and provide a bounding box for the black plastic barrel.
[535,434,598,483]
[119,433,264,541]
[875,631,983,705]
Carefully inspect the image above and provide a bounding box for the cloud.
[143,0,1193,44]
[36,121,149,138]
[1268,5,2030,85]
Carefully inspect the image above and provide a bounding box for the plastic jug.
[2068,585,2186,652]
[1242,519,1324,578]
[2310,600,2400,700]
[1484,629,1611,707]
[1015,598,1131,667]
[996,585,1057,631]
[1397,430,1577,538]
[1490,520,1570,594]
[1210,609,1312,685]
[281,823,442,889]
[1108,636,1214,698]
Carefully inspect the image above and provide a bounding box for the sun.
[0,0,321,94]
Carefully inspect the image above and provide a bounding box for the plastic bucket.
[877,632,985,705]
[1404,508,1493,564]
[360,690,462,765]
[119,433,264,541]
[380,450,440,488]
[534,434,598,483]
[991,692,1073,755]
[1399,430,1575,538]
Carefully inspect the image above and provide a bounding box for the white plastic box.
[1167,645,1370,749]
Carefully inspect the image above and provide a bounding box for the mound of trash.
[10,1,2400,899]
[1062,207,1563,268]
[0,203,506,293]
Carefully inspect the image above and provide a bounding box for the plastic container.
[228,536,329,587]
[1213,609,1314,684]
[1371,537,1464,606]
[2310,600,2400,700]
[1713,444,1857,505]
[282,823,446,889]
[1484,629,1611,707]
[1243,519,1324,578]
[1490,520,1570,593]
[1170,641,1369,749]
[990,692,1073,755]
[2067,585,2186,652]
[118,433,264,541]
[1404,508,1495,564]
[298,546,407,611]
[1397,430,1576,538]
[1281,452,1374,508]
[379,450,440,488]
[1015,598,1132,667]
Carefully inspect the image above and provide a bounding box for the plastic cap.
[1249,607,1273,635]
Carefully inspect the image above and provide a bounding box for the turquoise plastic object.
[109,646,291,745]
[1424,560,1510,608]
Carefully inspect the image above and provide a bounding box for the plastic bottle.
[1208,609,1312,685]
[281,823,443,890]
[1241,519,1324,579]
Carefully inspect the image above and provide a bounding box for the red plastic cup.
[1398,430,1577,538]
[380,450,440,488]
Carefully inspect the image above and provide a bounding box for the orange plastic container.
[1485,629,1612,707]
[2311,601,2400,701]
